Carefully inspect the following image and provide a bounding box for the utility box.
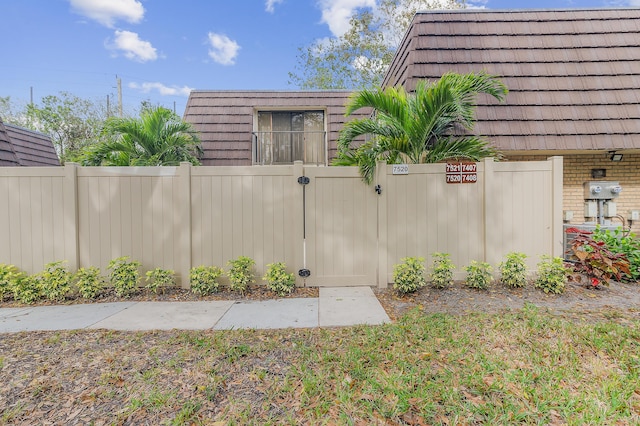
[584,201,597,218]
[629,210,640,221]
[603,202,617,217]
[583,181,622,200]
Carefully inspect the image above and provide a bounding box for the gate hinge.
[297,176,310,185]
[298,269,311,278]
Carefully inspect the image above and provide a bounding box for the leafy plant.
[12,274,42,304]
[263,262,296,296]
[40,261,73,302]
[145,268,175,294]
[392,257,426,294]
[593,226,640,282]
[0,264,23,301]
[227,256,256,294]
[108,256,140,298]
[499,252,528,288]
[429,253,455,289]
[74,266,104,299]
[565,227,630,287]
[465,261,492,290]
[535,255,569,294]
[190,265,223,295]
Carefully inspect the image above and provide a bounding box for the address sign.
[446,162,477,184]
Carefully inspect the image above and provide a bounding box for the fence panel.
[76,167,182,277]
[0,167,74,274]
[383,163,485,282]
[191,166,302,284]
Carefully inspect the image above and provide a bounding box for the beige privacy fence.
[0,157,563,288]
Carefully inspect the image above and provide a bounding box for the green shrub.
[465,261,493,290]
[499,252,528,288]
[0,264,23,301]
[263,262,296,296]
[74,267,104,299]
[108,256,140,298]
[145,268,175,294]
[429,253,455,289]
[535,255,568,294]
[12,274,42,304]
[40,261,73,302]
[227,256,255,294]
[393,257,426,294]
[593,226,640,282]
[190,265,223,295]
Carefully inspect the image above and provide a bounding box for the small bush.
[227,256,255,294]
[465,261,492,290]
[0,264,23,301]
[40,261,73,302]
[190,265,223,295]
[500,252,528,288]
[108,256,140,298]
[263,262,296,296]
[393,257,426,294]
[12,274,42,304]
[145,268,175,294]
[535,255,568,294]
[75,267,104,299]
[567,227,630,287]
[430,253,455,289]
[593,226,640,282]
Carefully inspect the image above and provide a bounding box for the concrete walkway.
[0,287,390,333]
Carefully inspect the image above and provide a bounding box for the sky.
[0,0,636,117]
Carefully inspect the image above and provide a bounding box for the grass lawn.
[1,304,639,424]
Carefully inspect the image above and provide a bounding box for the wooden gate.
[301,166,378,286]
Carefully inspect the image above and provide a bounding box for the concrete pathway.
[0,287,390,333]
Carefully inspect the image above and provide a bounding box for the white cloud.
[265,0,284,13]
[129,82,193,97]
[69,0,144,28]
[318,0,376,37]
[109,30,158,62]
[207,32,240,65]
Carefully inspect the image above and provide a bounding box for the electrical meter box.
[604,202,617,217]
[583,181,622,200]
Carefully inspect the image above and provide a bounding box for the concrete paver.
[90,301,235,331]
[319,287,391,327]
[214,298,319,330]
[0,302,135,333]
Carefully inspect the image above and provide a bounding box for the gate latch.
[298,269,311,278]
[375,184,382,195]
[298,176,310,185]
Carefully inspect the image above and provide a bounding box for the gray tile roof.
[184,91,369,165]
[383,8,640,154]
[0,119,59,166]
[0,120,20,166]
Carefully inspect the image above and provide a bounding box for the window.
[254,111,325,165]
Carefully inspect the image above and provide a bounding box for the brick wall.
[507,154,640,235]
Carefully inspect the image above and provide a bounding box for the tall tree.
[334,72,508,184]
[24,92,106,162]
[82,106,202,166]
[289,0,464,90]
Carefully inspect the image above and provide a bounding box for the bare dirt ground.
[374,279,640,321]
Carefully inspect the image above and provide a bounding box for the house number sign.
[446,161,477,184]
[392,164,409,175]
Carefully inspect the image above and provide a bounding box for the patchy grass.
[1,305,639,424]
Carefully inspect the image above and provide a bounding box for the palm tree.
[82,106,202,166]
[334,71,508,183]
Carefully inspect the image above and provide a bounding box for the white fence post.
[64,162,80,272]
[293,161,305,287]
[550,156,564,258]
[376,161,388,288]
[179,162,192,289]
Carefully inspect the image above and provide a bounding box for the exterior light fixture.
[609,151,623,162]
